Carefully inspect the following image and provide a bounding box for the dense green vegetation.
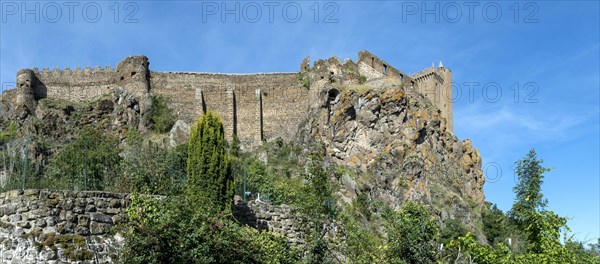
[0,110,598,263]
[46,127,121,191]
[118,129,187,195]
[148,95,176,133]
[121,110,299,263]
[440,149,600,263]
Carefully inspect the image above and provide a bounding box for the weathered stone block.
[90,222,110,235]
[9,214,20,222]
[1,205,17,216]
[90,213,113,224]
[96,199,106,208]
[74,226,90,236]
[35,218,46,228]
[109,199,121,208]
[77,215,90,227]
[111,214,124,224]
[23,190,39,196]
[16,221,30,228]
[85,205,96,212]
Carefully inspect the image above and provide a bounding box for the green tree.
[186,110,233,213]
[302,154,336,220]
[300,153,337,264]
[509,149,551,226]
[482,202,508,245]
[385,202,439,264]
[444,150,599,263]
[47,127,120,190]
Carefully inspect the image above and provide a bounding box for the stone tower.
[15,69,37,119]
[412,63,453,131]
[436,65,453,131]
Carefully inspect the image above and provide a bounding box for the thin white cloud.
[456,103,593,142]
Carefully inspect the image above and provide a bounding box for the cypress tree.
[186,110,233,213]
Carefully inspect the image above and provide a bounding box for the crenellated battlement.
[413,69,444,84]
[412,65,437,78]
[32,65,116,83]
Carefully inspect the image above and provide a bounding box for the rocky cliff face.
[299,83,485,236]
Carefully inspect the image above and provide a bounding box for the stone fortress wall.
[30,67,117,102]
[7,50,453,144]
[150,72,309,146]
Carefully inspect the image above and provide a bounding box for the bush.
[359,75,367,84]
[148,95,176,133]
[0,122,17,145]
[122,194,300,263]
[46,127,120,190]
[440,218,468,245]
[340,210,385,263]
[298,72,310,88]
[118,129,187,195]
[384,202,439,264]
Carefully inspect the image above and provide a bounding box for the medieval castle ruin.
[4,50,453,146]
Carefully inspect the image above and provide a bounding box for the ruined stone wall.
[232,197,345,248]
[233,197,306,246]
[0,189,130,263]
[151,72,309,145]
[32,67,117,102]
[357,50,412,86]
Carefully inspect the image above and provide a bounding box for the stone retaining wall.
[233,197,307,245]
[0,190,340,263]
[0,189,130,263]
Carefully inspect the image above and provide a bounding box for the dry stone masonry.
[0,190,319,263]
[0,190,130,263]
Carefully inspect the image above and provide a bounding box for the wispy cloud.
[454,101,597,163]
[457,103,594,140]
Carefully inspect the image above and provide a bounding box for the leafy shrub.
[148,95,176,133]
[46,127,120,190]
[340,210,385,263]
[233,158,304,205]
[359,75,367,84]
[0,122,17,145]
[118,129,187,195]
[384,202,440,264]
[440,218,468,245]
[298,72,310,88]
[122,194,299,263]
[301,153,337,220]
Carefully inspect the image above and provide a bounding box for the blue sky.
[1,1,598,242]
